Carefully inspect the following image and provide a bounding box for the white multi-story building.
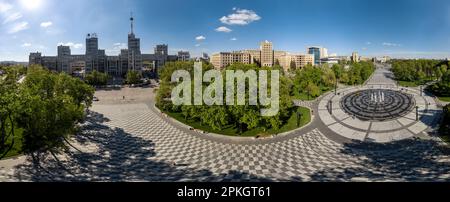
[260,40,274,67]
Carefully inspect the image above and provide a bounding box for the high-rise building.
[321,48,328,58]
[155,45,168,56]
[128,13,142,71]
[307,46,328,65]
[57,45,71,73]
[85,33,99,73]
[307,47,321,65]
[86,33,98,56]
[352,52,360,63]
[260,40,274,67]
[210,41,314,71]
[177,51,190,61]
[29,52,42,65]
[28,14,185,78]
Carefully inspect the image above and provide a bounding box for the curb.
[152,104,314,143]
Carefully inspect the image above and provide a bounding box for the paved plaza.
[318,65,441,143]
[0,66,449,182]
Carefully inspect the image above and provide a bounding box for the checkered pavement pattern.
[0,103,449,182]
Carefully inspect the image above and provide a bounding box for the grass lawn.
[166,107,311,137]
[438,96,450,102]
[398,80,419,87]
[0,120,24,160]
[293,86,332,101]
[442,135,450,143]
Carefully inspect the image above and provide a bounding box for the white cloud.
[8,21,29,33]
[21,43,31,47]
[3,12,22,24]
[195,35,206,41]
[382,42,401,47]
[0,2,12,13]
[220,8,261,25]
[58,42,83,49]
[40,21,53,28]
[113,42,127,48]
[215,26,232,33]
[230,37,237,41]
[106,43,127,55]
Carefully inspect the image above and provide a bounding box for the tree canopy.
[0,65,94,157]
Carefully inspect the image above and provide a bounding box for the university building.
[210,40,315,71]
[29,15,183,77]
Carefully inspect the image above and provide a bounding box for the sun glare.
[20,0,43,10]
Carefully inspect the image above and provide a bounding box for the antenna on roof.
[130,11,134,34]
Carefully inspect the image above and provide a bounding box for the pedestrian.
[123,96,125,100]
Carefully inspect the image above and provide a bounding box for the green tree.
[274,59,281,67]
[16,67,94,155]
[125,70,143,85]
[84,70,110,86]
[332,64,343,80]
[305,81,320,100]
[290,60,297,70]
[439,104,450,138]
[0,67,20,155]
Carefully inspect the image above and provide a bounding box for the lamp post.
[296,110,302,127]
[416,106,419,121]
[335,79,338,95]
[329,100,333,115]
[420,85,423,96]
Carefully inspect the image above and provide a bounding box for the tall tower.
[260,40,274,67]
[127,12,142,72]
[85,33,99,73]
[130,12,134,35]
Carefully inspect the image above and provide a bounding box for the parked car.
[93,97,99,102]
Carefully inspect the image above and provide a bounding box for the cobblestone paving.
[1,65,449,182]
[0,103,449,182]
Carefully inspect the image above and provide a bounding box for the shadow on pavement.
[10,111,272,182]
[308,139,450,182]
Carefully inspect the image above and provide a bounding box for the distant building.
[352,52,360,63]
[211,52,253,70]
[320,57,340,65]
[260,40,274,67]
[177,51,190,61]
[278,53,314,71]
[375,56,391,63]
[210,41,314,71]
[29,14,178,78]
[307,46,328,65]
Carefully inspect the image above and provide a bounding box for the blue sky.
[1,0,450,61]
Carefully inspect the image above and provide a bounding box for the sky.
[1,0,450,61]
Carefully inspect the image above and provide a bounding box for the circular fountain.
[340,89,415,121]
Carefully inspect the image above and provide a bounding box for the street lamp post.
[296,110,302,127]
[420,85,423,96]
[329,100,333,115]
[335,79,338,95]
[416,106,419,121]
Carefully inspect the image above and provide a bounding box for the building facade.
[210,41,314,71]
[28,14,178,78]
[177,51,190,61]
[211,52,253,69]
[352,52,360,63]
[260,40,274,67]
[307,46,328,65]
